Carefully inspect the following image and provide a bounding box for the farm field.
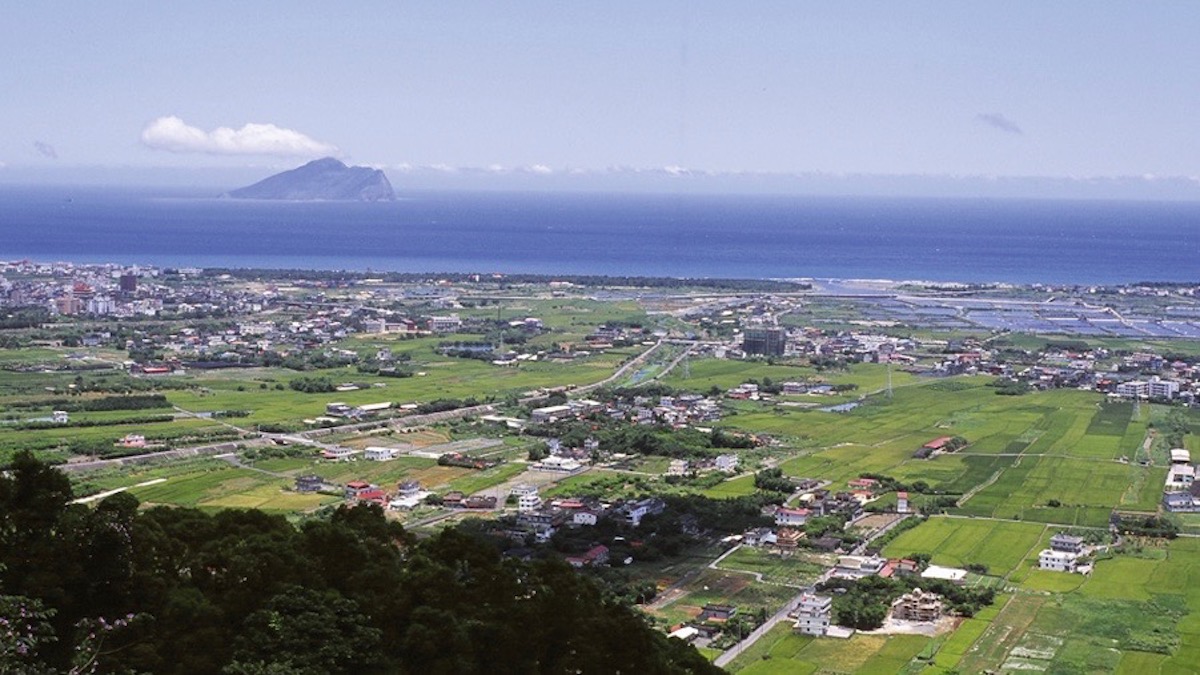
[715,546,832,588]
[697,373,1167,529]
[643,568,797,629]
[880,516,1046,578]
[939,538,1200,673]
[726,625,930,675]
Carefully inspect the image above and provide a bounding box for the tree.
[225,587,383,675]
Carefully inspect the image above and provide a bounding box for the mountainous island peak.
[225,157,395,201]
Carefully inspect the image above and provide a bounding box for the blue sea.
[1,186,1198,284]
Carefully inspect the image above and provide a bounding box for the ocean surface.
[1,186,1198,284]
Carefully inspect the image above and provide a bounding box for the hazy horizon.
[3,3,1198,199]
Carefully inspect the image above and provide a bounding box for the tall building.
[743,326,786,356]
[119,274,138,293]
[794,593,832,635]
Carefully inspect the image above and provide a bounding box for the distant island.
[224,157,395,201]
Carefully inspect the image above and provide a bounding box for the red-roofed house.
[775,507,811,527]
[344,481,375,499]
[355,489,388,505]
[566,544,610,568]
[924,437,954,450]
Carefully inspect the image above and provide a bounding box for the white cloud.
[527,164,553,175]
[140,116,338,157]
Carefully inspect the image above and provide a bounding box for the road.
[57,440,246,473]
[575,339,665,393]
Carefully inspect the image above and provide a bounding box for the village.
[2,263,1200,672]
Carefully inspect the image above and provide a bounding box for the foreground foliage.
[0,452,720,674]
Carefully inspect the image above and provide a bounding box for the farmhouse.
[364,446,398,461]
[396,480,422,497]
[1050,533,1085,554]
[294,475,324,492]
[714,454,740,472]
[321,447,355,461]
[531,456,583,473]
[344,480,377,499]
[565,545,610,568]
[775,507,811,527]
[832,555,886,579]
[698,604,738,622]
[1039,549,1079,572]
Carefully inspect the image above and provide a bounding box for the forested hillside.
[0,451,720,674]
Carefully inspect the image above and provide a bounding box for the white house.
[532,456,583,473]
[518,493,542,512]
[364,446,398,461]
[775,507,811,527]
[667,459,690,476]
[793,593,832,636]
[1168,463,1196,489]
[715,454,740,472]
[1039,549,1079,572]
[573,510,598,526]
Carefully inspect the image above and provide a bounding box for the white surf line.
[71,477,167,504]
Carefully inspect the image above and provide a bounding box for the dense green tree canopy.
[0,452,721,674]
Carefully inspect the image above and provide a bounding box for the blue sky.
[3,2,1199,188]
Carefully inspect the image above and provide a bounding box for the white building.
[429,314,463,333]
[793,593,832,636]
[715,454,740,472]
[775,507,811,527]
[573,510,598,526]
[532,456,583,473]
[531,404,574,424]
[920,565,968,584]
[896,491,910,513]
[833,555,887,580]
[364,446,398,461]
[1039,549,1079,572]
[1148,379,1180,400]
[511,484,538,497]
[1115,380,1149,399]
[518,493,542,512]
[1168,463,1196,489]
